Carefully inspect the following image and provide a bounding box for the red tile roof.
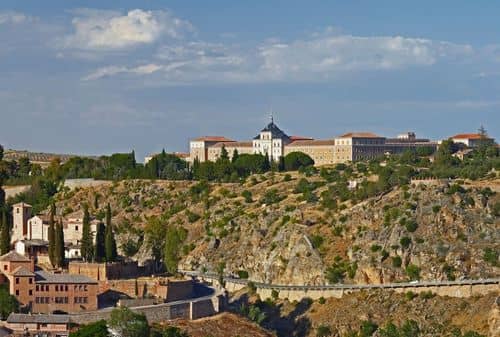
[193,136,235,142]
[172,152,190,159]
[288,139,336,146]
[290,135,314,141]
[0,251,31,262]
[451,133,490,140]
[339,132,383,138]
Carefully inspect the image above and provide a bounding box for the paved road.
[180,270,500,291]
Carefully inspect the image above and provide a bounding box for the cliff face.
[55,173,499,286]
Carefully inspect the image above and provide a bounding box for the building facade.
[0,251,98,314]
[451,133,495,147]
[189,122,438,166]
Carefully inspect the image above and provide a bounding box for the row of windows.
[15,289,33,296]
[34,296,88,304]
[35,284,88,292]
[15,277,33,284]
[75,297,88,304]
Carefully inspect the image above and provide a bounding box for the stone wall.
[70,294,223,325]
[63,179,110,190]
[218,278,499,302]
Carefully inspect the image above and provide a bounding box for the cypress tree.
[80,204,93,262]
[231,149,239,164]
[104,203,117,262]
[54,219,65,268]
[94,222,105,262]
[0,210,10,255]
[48,203,56,267]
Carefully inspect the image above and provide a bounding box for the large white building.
[252,118,292,161]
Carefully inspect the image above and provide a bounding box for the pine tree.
[105,204,117,262]
[220,145,229,160]
[48,203,56,267]
[94,222,106,262]
[0,210,10,255]
[231,149,239,163]
[54,219,65,268]
[263,153,271,172]
[80,204,93,262]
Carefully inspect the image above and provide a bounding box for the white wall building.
[252,118,291,161]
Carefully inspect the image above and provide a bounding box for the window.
[3,265,7,271]
[55,285,59,291]
[29,278,33,284]
[65,285,68,291]
[17,208,20,214]
[15,290,19,296]
[15,278,19,284]
[45,297,50,303]
[36,285,39,291]
[29,290,33,296]
[75,226,79,231]
[35,297,40,304]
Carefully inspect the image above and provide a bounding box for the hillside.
[53,167,500,286]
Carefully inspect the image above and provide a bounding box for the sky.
[0,0,499,162]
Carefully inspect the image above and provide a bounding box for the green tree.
[0,285,19,320]
[80,204,94,262]
[284,152,314,171]
[69,320,109,337]
[231,149,239,163]
[163,226,187,274]
[105,203,117,262]
[108,307,149,337]
[145,217,166,272]
[94,222,106,262]
[54,219,65,268]
[48,203,56,267]
[0,210,10,255]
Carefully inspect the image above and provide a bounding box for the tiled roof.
[451,133,491,140]
[0,251,31,262]
[35,270,98,284]
[11,266,35,277]
[339,132,384,138]
[254,122,290,141]
[7,313,71,324]
[290,135,314,141]
[212,141,253,148]
[288,139,336,146]
[193,136,235,142]
[173,152,190,158]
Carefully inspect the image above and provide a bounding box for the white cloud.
[0,11,35,25]
[257,35,472,81]
[64,9,193,50]
[83,32,474,83]
[82,63,164,80]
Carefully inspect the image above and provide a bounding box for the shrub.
[359,320,378,337]
[260,189,284,205]
[405,221,418,232]
[271,289,279,300]
[432,205,441,213]
[310,235,324,249]
[405,291,417,301]
[405,264,421,280]
[69,320,108,337]
[185,210,201,223]
[316,325,332,337]
[419,291,435,299]
[400,236,412,249]
[241,190,253,203]
[237,270,249,279]
[283,173,292,182]
[318,297,326,304]
[483,248,498,267]
[370,244,382,252]
[392,256,402,268]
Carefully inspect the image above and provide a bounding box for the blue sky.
[0,1,499,162]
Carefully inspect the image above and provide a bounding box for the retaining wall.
[70,294,223,325]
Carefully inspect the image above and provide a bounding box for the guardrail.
[180,270,500,291]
